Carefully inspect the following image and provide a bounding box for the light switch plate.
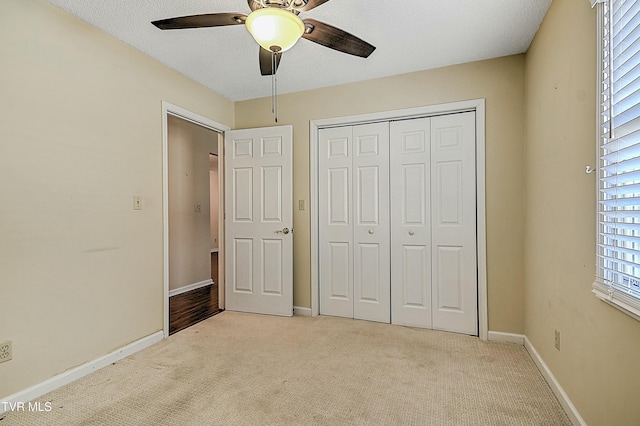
[133,195,143,210]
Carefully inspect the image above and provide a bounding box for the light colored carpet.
[1,312,572,425]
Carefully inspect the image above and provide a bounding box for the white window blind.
[594,0,640,319]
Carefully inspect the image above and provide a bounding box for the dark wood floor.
[169,251,222,335]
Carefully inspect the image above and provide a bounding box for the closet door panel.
[390,118,432,327]
[328,242,350,299]
[431,112,477,335]
[353,122,390,323]
[319,127,354,318]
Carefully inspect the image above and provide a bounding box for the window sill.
[592,282,640,322]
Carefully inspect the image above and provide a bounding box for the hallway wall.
[168,116,218,292]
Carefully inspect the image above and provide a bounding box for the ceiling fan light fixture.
[245,8,304,52]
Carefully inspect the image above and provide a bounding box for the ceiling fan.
[152,0,376,76]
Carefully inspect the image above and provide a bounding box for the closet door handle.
[408,230,415,236]
[368,228,374,234]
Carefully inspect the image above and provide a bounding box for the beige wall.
[236,55,527,333]
[168,116,218,291]
[0,0,233,398]
[524,0,640,424]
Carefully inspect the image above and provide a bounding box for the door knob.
[409,230,415,236]
[276,227,290,234]
[368,228,374,234]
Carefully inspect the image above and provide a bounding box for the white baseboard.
[168,279,213,297]
[487,331,525,345]
[294,306,312,316]
[1,331,163,413]
[524,336,586,426]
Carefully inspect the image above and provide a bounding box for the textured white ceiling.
[48,0,552,101]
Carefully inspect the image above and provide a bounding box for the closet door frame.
[310,99,488,340]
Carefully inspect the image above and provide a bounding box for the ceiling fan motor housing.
[248,0,308,13]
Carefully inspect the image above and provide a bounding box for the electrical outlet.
[194,203,201,213]
[554,330,561,351]
[0,341,12,363]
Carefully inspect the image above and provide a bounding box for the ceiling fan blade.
[302,19,375,58]
[297,0,331,12]
[152,13,247,30]
[259,47,282,76]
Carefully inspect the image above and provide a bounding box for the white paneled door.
[319,123,391,323]
[224,126,293,317]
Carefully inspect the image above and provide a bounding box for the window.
[594,0,640,319]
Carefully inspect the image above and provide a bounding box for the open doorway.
[165,112,225,335]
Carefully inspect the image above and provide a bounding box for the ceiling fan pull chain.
[272,50,278,123]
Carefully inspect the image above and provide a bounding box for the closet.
[318,112,477,335]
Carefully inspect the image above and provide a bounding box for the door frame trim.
[161,101,230,338]
[309,99,488,340]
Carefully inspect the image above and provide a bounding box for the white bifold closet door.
[318,112,477,335]
[390,112,477,335]
[390,117,432,328]
[429,113,477,334]
[318,122,390,323]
